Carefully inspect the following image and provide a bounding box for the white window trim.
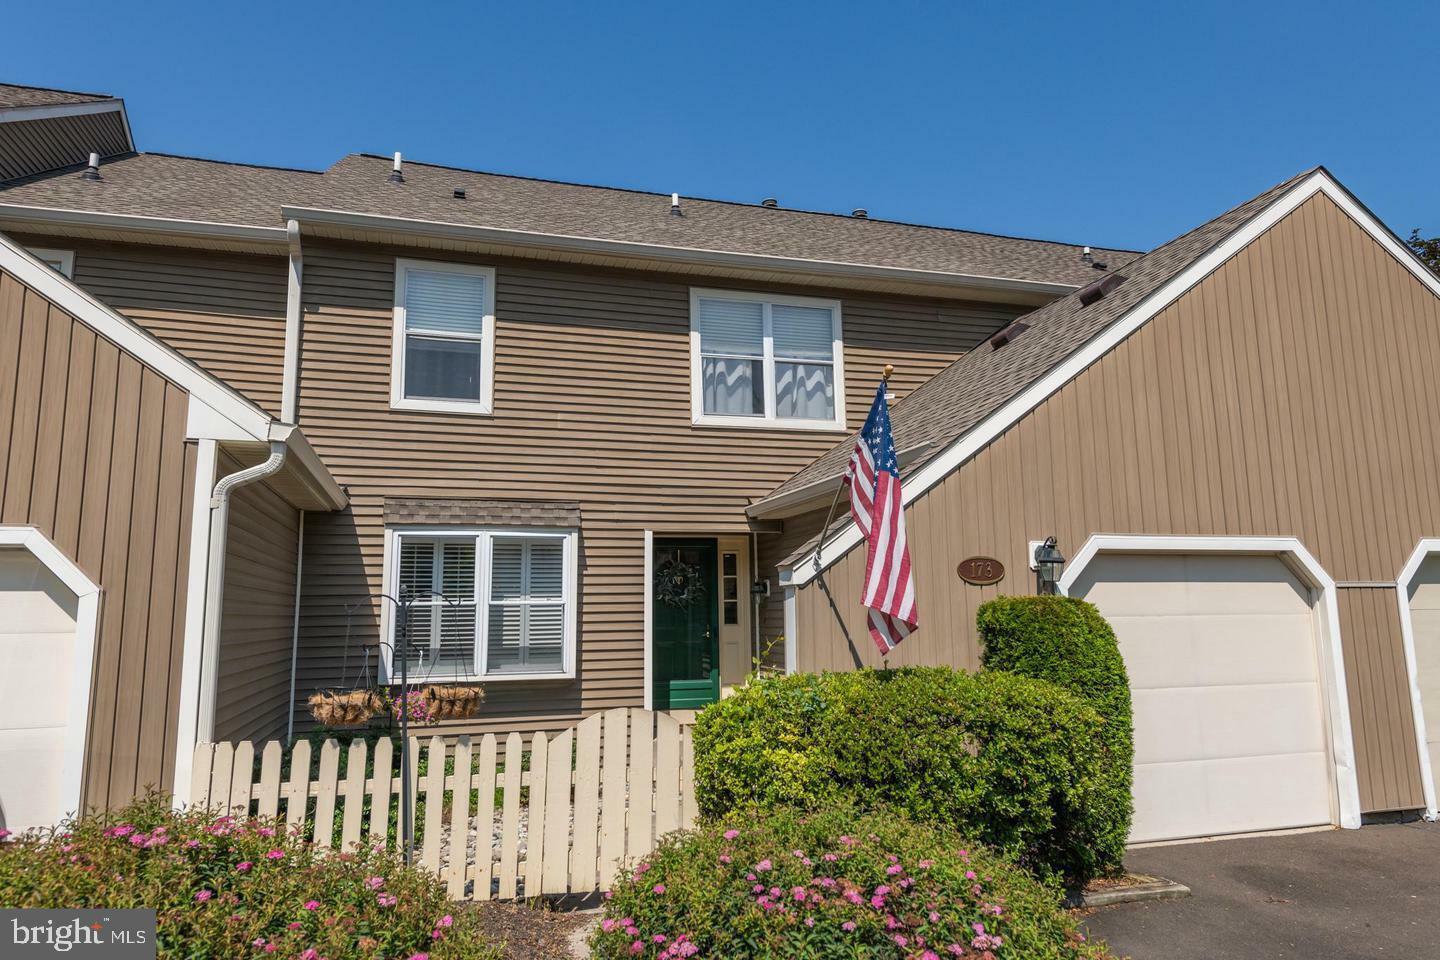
[390,258,497,415]
[689,287,847,431]
[380,526,577,682]
[26,247,74,278]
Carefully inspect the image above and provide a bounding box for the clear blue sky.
[8,0,1437,251]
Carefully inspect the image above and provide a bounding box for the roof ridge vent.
[761,198,778,208]
[851,208,868,219]
[1076,272,1126,308]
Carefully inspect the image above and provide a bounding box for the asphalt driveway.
[1082,820,1440,959]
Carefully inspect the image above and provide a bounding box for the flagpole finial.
[882,363,894,382]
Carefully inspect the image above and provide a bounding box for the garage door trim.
[0,526,100,826]
[1057,533,1362,831]
[1394,538,1440,821]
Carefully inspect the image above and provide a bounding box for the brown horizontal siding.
[7,234,288,416]
[794,192,1440,813]
[0,110,129,182]
[212,452,301,744]
[293,242,1019,735]
[0,266,195,810]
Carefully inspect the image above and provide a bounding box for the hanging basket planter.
[422,683,486,721]
[307,688,386,727]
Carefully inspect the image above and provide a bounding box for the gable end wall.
[792,192,1440,814]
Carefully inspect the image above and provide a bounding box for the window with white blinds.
[386,528,576,681]
[691,289,844,428]
[391,259,496,413]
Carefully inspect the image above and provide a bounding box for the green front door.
[652,539,720,709]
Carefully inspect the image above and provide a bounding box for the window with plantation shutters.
[395,538,478,677]
[386,527,576,681]
[691,288,845,428]
[391,259,497,413]
[486,537,567,675]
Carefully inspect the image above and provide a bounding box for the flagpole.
[812,364,892,573]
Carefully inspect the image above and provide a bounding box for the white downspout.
[195,441,288,744]
[286,510,305,743]
[281,219,302,423]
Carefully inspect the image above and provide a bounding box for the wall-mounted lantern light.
[1034,536,1065,595]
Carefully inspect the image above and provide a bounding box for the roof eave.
[0,203,288,250]
[282,205,1079,304]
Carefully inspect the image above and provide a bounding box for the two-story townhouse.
[5,81,1440,847]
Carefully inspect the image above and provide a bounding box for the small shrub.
[0,796,500,960]
[977,596,1134,875]
[693,668,1108,882]
[591,806,1112,959]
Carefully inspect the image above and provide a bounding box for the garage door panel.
[1132,683,1328,765]
[0,632,74,729]
[1409,608,1440,742]
[1075,551,1332,842]
[1131,752,1331,843]
[1076,555,1311,617]
[1112,614,1317,690]
[0,547,82,833]
[0,726,66,831]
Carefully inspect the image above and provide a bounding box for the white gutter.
[281,219,303,422]
[0,203,289,247]
[286,510,305,743]
[282,205,1080,299]
[194,440,288,744]
[748,441,938,518]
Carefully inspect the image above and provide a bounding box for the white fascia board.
[0,203,288,247]
[282,205,1079,299]
[268,422,349,510]
[0,99,124,124]
[791,170,1440,586]
[0,232,274,441]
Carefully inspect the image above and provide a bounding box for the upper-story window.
[689,288,846,430]
[390,258,496,414]
[27,248,74,278]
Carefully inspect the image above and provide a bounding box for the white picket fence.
[188,707,696,900]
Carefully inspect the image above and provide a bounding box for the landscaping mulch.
[466,900,596,960]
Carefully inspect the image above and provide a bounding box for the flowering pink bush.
[0,796,498,960]
[389,690,438,725]
[592,807,1111,960]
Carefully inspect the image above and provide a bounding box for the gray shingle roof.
[0,152,322,225]
[0,150,1138,286]
[767,168,1319,561]
[0,83,116,108]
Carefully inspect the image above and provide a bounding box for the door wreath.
[656,556,706,608]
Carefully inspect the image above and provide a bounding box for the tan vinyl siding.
[0,110,130,182]
[294,243,1019,735]
[212,452,301,743]
[0,266,195,811]
[8,234,288,416]
[793,191,1440,813]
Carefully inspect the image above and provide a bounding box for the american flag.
[844,380,918,654]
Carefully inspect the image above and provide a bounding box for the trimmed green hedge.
[977,595,1134,875]
[693,667,1109,883]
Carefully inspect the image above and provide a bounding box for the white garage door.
[0,547,81,833]
[1071,553,1333,843]
[1405,557,1440,800]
